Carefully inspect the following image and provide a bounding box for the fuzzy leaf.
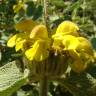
[0,61,29,96]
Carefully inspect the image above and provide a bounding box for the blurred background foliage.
[0,0,96,96]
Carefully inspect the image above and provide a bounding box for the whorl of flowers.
[7,20,94,73]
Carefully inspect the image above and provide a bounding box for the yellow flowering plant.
[7,20,94,73]
[7,17,95,96]
[1,0,95,96]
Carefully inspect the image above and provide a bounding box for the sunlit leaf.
[13,2,26,13]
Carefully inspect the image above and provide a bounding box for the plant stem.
[39,1,49,96]
[43,0,51,36]
[39,76,48,96]
[43,0,48,26]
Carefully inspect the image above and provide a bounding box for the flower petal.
[68,49,80,60]
[15,33,28,51]
[25,40,49,61]
[62,35,80,50]
[15,39,25,51]
[30,25,48,39]
[71,59,87,73]
[7,35,17,47]
[77,37,93,56]
[56,21,79,36]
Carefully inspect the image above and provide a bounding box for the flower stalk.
[43,0,48,26]
[39,76,48,96]
[39,0,49,96]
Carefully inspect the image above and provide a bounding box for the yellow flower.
[70,50,93,73]
[52,21,80,51]
[7,34,17,47]
[52,20,93,73]
[7,19,38,52]
[7,19,50,61]
[30,25,49,40]
[25,39,49,61]
[52,20,93,57]
[62,35,80,50]
[15,34,26,51]
[62,36,93,73]
[7,33,29,51]
[52,35,80,52]
[62,35,93,59]
[52,38,63,50]
[70,58,87,73]
[76,37,93,56]
[52,21,79,39]
[25,25,50,61]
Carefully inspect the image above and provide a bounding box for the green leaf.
[26,1,35,17]
[91,37,96,49]
[0,61,29,96]
[50,0,65,7]
[33,5,43,20]
[59,67,96,96]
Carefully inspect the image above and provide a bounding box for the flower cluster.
[7,20,93,73]
[52,21,93,73]
[7,19,50,61]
